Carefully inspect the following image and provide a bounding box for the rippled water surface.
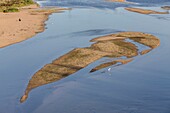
[0,0,170,113]
[36,0,170,9]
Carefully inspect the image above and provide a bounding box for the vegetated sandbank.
[125,7,169,14]
[0,4,69,48]
[20,31,160,103]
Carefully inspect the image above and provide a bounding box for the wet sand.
[0,4,67,48]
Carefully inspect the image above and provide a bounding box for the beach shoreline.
[0,4,68,48]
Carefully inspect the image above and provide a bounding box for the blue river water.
[36,0,170,9]
[0,0,170,113]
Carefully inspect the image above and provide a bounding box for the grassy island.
[20,32,160,103]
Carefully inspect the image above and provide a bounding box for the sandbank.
[20,31,160,103]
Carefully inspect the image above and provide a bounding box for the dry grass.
[91,32,160,49]
[129,37,160,49]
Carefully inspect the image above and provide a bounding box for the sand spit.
[20,32,160,103]
[125,7,169,14]
[0,4,68,48]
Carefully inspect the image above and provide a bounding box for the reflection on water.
[69,29,122,37]
[20,32,160,103]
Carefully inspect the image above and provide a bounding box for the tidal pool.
[0,5,170,113]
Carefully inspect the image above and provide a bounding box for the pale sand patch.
[0,4,68,48]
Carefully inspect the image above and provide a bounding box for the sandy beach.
[0,4,67,48]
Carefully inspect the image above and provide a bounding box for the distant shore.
[0,4,68,48]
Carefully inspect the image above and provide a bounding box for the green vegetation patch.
[3,7,19,12]
[0,0,34,12]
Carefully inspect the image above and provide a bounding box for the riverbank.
[0,4,68,48]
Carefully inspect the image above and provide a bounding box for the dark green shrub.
[3,7,19,13]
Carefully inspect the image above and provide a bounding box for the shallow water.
[0,1,170,113]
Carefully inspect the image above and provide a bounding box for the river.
[0,0,170,113]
